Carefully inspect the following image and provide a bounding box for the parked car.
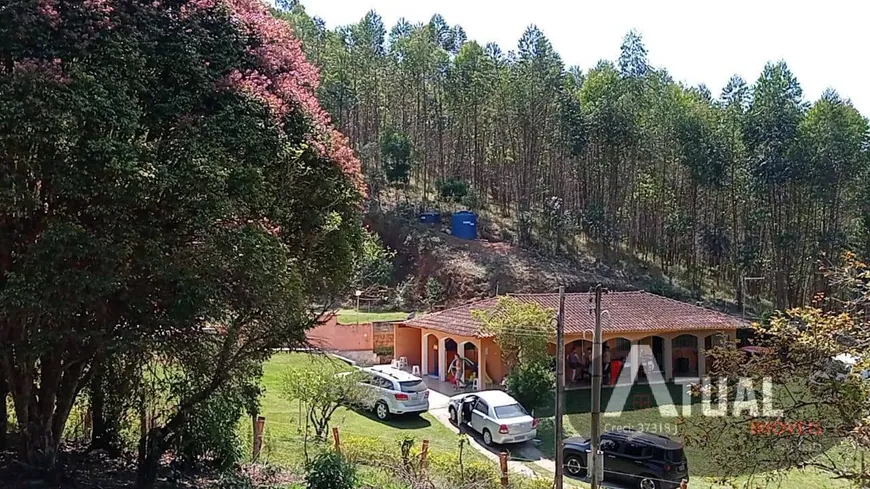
[562,429,688,489]
[356,365,430,420]
[447,390,537,446]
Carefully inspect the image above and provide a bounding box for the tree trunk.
[0,369,7,450]
[89,358,123,455]
[3,350,90,470]
[136,428,166,489]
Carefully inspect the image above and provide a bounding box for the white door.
[471,398,490,434]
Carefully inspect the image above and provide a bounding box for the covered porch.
[393,325,504,391]
[560,330,733,389]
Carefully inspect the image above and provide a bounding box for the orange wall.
[394,325,422,367]
[481,337,505,383]
[307,315,373,351]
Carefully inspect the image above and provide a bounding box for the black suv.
[562,429,688,489]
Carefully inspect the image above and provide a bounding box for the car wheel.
[482,429,493,446]
[564,453,587,478]
[638,476,659,489]
[449,407,458,424]
[375,401,390,421]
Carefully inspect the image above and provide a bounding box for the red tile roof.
[402,291,745,337]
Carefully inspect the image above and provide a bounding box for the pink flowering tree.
[0,0,362,484]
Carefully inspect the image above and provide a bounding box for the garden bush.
[504,359,555,415]
[306,452,356,489]
[172,380,261,470]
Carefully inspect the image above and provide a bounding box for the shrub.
[504,359,555,414]
[172,380,260,470]
[424,277,446,311]
[461,187,483,211]
[306,452,356,489]
[341,435,400,466]
[436,178,469,203]
[510,477,553,489]
[374,345,395,357]
[429,451,499,489]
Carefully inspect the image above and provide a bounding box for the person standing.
[602,345,612,385]
[568,348,581,384]
[583,347,593,381]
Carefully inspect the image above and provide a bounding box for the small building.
[393,291,745,388]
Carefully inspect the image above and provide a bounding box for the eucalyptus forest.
[2,1,870,488]
[282,2,870,310]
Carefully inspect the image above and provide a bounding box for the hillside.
[365,208,725,311]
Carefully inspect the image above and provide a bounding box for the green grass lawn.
[251,352,475,470]
[335,308,412,324]
[251,355,851,488]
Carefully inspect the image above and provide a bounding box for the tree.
[0,368,6,450]
[88,351,142,455]
[287,6,870,316]
[436,177,469,204]
[1,1,363,485]
[504,359,554,414]
[684,253,870,483]
[423,277,446,311]
[352,230,396,296]
[281,360,375,440]
[472,297,554,372]
[381,127,413,196]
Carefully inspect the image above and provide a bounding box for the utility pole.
[554,286,566,489]
[590,284,604,489]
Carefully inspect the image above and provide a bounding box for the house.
[393,291,746,388]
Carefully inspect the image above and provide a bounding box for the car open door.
[470,398,490,434]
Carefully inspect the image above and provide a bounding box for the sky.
[299,0,870,116]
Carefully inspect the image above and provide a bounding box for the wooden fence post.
[253,416,265,461]
[251,414,257,460]
[499,451,509,488]
[332,427,341,453]
[420,440,430,469]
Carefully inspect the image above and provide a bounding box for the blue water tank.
[419,212,441,224]
[451,211,478,240]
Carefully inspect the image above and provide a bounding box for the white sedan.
[447,390,537,446]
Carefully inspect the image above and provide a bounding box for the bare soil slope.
[366,211,701,306]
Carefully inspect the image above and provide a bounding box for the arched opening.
[606,337,632,361]
[604,337,631,385]
[672,334,699,377]
[704,333,727,374]
[462,341,477,360]
[443,338,459,383]
[637,336,666,381]
[424,334,438,377]
[566,339,592,386]
[458,342,479,385]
